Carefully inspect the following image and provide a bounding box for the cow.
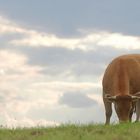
[102,54,140,124]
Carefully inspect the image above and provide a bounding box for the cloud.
[1,15,138,127]
[59,91,97,108]
[0,49,42,80]
[97,33,140,49]
[0,16,38,35]
[30,81,101,92]
[0,80,102,127]
[22,46,138,83]
[27,102,105,124]
[4,114,60,128]
[0,49,46,127]
[10,30,140,51]
[1,15,140,51]
[23,47,106,75]
[0,50,43,119]
[0,48,103,127]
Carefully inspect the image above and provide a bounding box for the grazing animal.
[102,54,140,124]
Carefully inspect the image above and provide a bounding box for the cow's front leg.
[129,103,135,122]
[129,110,133,122]
[103,98,112,125]
[135,100,140,122]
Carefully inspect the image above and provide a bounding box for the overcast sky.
[0,0,140,127]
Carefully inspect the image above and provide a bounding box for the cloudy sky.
[0,0,140,127]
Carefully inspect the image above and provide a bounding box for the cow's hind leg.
[103,98,112,125]
[135,100,140,122]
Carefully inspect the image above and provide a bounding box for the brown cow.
[102,54,140,124]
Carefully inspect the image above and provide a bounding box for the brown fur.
[103,54,140,124]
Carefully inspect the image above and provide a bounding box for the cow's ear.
[132,92,140,102]
[131,92,140,102]
[134,92,140,98]
[131,96,139,102]
[105,94,116,102]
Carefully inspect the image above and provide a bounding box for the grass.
[0,123,140,140]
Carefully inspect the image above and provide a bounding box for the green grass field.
[0,123,140,140]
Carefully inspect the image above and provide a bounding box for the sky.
[0,0,140,127]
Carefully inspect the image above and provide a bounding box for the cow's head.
[105,93,140,122]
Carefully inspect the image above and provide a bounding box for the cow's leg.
[129,110,133,122]
[135,100,140,122]
[103,98,112,125]
[129,103,135,122]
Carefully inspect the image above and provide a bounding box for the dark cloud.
[27,103,105,123]
[19,46,140,78]
[19,47,106,77]
[22,47,121,66]
[22,46,140,66]
[59,91,97,108]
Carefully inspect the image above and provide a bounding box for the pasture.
[0,123,140,140]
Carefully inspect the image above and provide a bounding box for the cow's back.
[103,54,140,96]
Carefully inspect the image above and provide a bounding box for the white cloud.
[2,15,137,127]
[97,33,140,49]
[0,50,27,68]
[0,50,47,127]
[87,94,103,105]
[10,30,140,51]
[0,48,103,127]
[1,15,140,51]
[0,50,42,80]
[4,114,60,128]
[31,81,101,91]
[24,81,101,107]
[0,16,38,35]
